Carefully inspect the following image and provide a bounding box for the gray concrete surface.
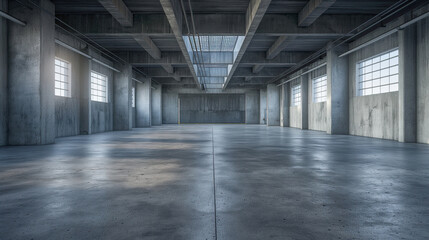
[259,89,267,124]
[245,90,260,124]
[113,64,132,131]
[136,78,152,127]
[0,0,7,146]
[151,84,163,126]
[308,62,327,132]
[280,83,290,127]
[301,75,309,130]
[1,124,429,239]
[417,17,429,144]
[266,84,280,126]
[348,34,399,140]
[8,0,56,145]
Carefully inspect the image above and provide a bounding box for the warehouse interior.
[1,0,429,239]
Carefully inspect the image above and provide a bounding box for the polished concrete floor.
[1,125,429,240]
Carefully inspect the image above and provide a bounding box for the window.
[91,71,108,103]
[54,58,71,97]
[312,75,327,103]
[131,87,135,108]
[357,48,399,96]
[291,81,301,106]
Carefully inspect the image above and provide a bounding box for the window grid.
[55,58,71,97]
[357,48,399,96]
[91,71,108,103]
[132,87,136,108]
[312,75,327,103]
[291,81,301,107]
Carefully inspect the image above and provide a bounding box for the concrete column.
[0,0,7,145]
[326,44,349,135]
[113,64,132,130]
[245,90,260,124]
[280,83,290,127]
[79,56,92,135]
[8,0,56,145]
[266,84,280,126]
[260,89,267,124]
[398,25,417,143]
[151,84,162,126]
[136,78,152,127]
[301,75,309,130]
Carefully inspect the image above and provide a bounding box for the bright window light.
[91,71,108,103]
[131,87,135,108]
[312,75,327,103]
[357,48,399,96]
[54,58,71,97]
[291,81,301,107]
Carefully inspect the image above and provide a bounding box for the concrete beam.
[133,35,161,59]
[266,36,297,59]
[98,0,133,27]
[223,0,272,89]
[398,25,417,143]
[160,64,174,73]
[159,0,200,89]
[298,0,336,27]
[252,64,264,73]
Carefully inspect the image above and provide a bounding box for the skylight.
[183,35,244,89]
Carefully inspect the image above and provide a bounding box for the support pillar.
[113,64,132,130]
[79,56,92,135]
[8,0,56,145]
[245,90,260,124]
[151,83,162,126]
[301,75,309,130]
[266,84,280,126]
[136,78,152,127]
[280,83,290,127]
[398,24,417,142]
[0,0,7,145]
[326,44,349,135]
[260,89,267,124]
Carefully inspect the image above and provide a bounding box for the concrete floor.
[1,125,429,240]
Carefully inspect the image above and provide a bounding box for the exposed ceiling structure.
[51,0,411,90]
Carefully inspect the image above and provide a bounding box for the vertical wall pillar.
[245,90,260,124]
[280,83,290,127]
[151,84,162,126]
[8,0,56,145]
[79,56,92,135]
[113,64,132,130]
[0,0,7,145]
[301,75,309,130]
[266,84,280,126]
[326,44,349,135]
[136,78,152,127]
[398,25,417,143]
[260,89,267,124]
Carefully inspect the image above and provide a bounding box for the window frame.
[291,81,301,107]
[356,48,399,97]
[54,57,71,98]
[312,75,327,103]
[131,87,136,108]
[90,71,109,103]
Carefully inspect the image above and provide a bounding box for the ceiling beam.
[160,64,174,74]
[159,0,201,89]
[266,36,297,59]
[97,0,133,27]
[252,64,264,73]
[223,0,272,89]
[298,0,336,27]
[133,35,162,59]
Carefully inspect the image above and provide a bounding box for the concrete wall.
[151,84,162,125]
[113,64,132,131]
[0,0,7,146]
[8,0,56,145]
[259,89,267,124]
[91,62,114,133]
[308,64,327,131]
[179,94,245,123]
[417,17,429,144]
[162,86,179,124]
[245,90,260,124]
[266,84,280,126]
[54,46,81,137]
[349,34,399,140]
